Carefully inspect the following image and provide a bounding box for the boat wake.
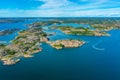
[92,45,105,50]
[92,40,105,51]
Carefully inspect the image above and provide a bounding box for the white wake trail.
[92,40,105,51]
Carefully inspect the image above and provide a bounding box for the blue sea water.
[0,18,120,80]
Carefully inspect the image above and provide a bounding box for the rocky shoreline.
[47,40,85,49]
[0,26,48,65]
[0,23,86,65]
[1,18,119,65]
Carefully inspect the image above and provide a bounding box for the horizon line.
[0,16,120,18]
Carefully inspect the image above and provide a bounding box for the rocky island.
[47,40,85,49]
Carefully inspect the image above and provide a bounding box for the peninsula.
[0,27,48,65]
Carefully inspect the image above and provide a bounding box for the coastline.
[0,18,120,65]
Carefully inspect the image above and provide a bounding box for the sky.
[0,0,120,17]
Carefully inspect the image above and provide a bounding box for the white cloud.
[38,0,72,9]
[0,7,119,17]
[0,0,120,17]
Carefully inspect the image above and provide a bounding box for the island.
[0,19,24,23]
[0,28,20,36]
[51,26,110,36]
[47,39,85,49]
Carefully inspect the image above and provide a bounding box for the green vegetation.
[52,26,109,36]
[12,40,19,44]
[0,44,6,47]
[53,43,64,48]
[5,49,16,55]
[16,36,27,39]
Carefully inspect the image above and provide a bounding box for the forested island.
[51,26,110,36]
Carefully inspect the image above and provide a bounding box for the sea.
[0,17,120,80]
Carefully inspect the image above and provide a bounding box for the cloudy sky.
[0,0,120,17]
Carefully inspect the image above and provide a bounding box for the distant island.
[51,26,110,36]
[0,28,20,36]
[0,18,120,65]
